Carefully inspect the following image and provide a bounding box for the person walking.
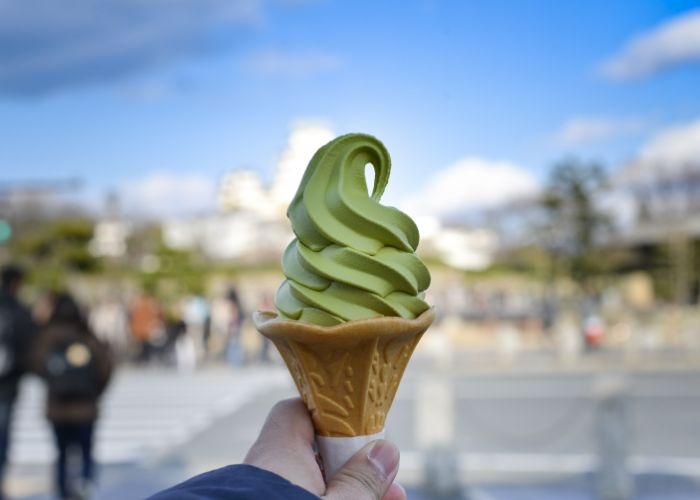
[183,294,210,364]
[31,293,112,500]
[89,295,129,361]
[0,265,35,498]
[129,291,162,364]
[224,287,245,367]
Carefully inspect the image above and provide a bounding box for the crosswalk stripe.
[8,366,291,465]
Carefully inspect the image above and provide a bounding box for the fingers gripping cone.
[254,308,435,480]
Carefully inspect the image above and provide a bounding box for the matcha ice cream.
[274,133,430,326]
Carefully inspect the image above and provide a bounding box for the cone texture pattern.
[254,308,434,437]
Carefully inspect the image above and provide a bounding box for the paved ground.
[394,369,700,459]
[6,366,290,498]
[6,357,700,499]
[407,473,700,500]
[10,366,290,465]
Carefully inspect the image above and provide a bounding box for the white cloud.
[245,50,343,77]
[553,117,647,146]
[402,158,539,217]
[269,120,335,208]
[120,172,217,219]
[600,9,700,80]
[618,118,700,182]
[637,118,700,165]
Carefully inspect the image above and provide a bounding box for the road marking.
[400,452,700,476]
[9,367,291,465]
[395,386,700,401]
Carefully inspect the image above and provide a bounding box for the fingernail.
[368,440,399,479]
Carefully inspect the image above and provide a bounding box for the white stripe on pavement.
[400,452,700,476]
[9,366,291,465]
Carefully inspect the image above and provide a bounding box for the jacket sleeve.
[147,464,319,500]
[16,307,37,374]
[89,336,113,396]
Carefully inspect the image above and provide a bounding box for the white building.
[217,170,271,215]
[88,193,132,258]
[89,220,131,257]
[216,122,335,221]
[416,216,498,271]
[162,212,293,263]
[168,122,336,263]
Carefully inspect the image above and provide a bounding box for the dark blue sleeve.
[147,464,320,500]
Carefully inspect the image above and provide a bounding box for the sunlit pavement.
[406,473,700,499]
[7,356,700,499]
[7,364,292,499]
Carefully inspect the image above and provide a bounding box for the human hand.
[244,398,407,500]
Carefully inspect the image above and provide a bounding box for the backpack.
[45,339,101,400]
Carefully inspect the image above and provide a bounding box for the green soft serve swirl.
[274,133,431,326]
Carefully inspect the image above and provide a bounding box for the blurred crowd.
[1,264,112,499]
[32,283,275,374]
[90,285,274,371]
[0,264,276,500]
[436,284,546,321]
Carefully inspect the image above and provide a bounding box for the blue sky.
[1,0,699,218]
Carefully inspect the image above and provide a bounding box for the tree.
[9,218,100,289]
[541,159,613,288]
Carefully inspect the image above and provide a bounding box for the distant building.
[216,122,335,221]
[89,192,131,258]
[612,160,700,303]
[217,170,271,215]
[614,161,700,244]
[180,122,335,263]
[417,216,498,271]
[162,213,293,263]
[89,220,131,257]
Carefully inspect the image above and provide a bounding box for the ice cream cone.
[253,308,434,478]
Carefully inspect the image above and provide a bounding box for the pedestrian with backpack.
[31,293,113,500]
[0,265,36,498]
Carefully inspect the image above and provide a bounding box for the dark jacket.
[0,289,36,401]
[148,464,319,500]
[31,323,113,423]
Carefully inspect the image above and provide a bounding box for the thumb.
[323,440,400,500]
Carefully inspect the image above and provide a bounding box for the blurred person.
[174,329,197,372]
[183,294,210,363]
[89,295,129,361]
[580,288,605,351]
[584,314,606,349]
[203,310,212,358]
[158,304,182,366]
[168,306,196,372]
[129,291,162,364]
[0,265,36,498]
[540,294,557,335]
[224,287,245,366]
[149,399,405,500]
[209,295,233,358]
[30,293,113,500]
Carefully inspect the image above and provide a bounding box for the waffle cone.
[253,308,434,437]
